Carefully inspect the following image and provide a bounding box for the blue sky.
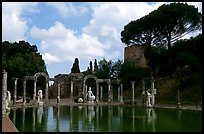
[2,2,202,78]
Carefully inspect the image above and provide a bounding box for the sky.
[2,2,202,78]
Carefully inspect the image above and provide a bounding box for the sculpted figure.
[5,91,11,111]
[86,87,95,102]
[37,90,43,103]
[146,89,152,107]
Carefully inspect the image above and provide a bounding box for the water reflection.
[8,105,201,132]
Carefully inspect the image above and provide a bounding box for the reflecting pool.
[8,105,202,132]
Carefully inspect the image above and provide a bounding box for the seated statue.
[5,91,11,111]
[86,87,95,102]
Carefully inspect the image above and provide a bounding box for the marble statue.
[37,90,43,105]
[5,91,11,111]
[146,89,152,107]
[86,87,95,103]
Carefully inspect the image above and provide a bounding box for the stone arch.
[83,75,97,83]
[34,72,49,81]
[34,72,49,104]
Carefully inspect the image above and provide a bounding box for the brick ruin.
[124,45,147,68]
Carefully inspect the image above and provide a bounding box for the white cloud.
[42,53,62,64]
[30,21,108,64]
[2,2,38,41]
[46,2,88,18]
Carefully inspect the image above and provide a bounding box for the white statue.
[86,87,95,103]
[5,91,11,111]
[37,90,43,105]
[146,89,152,107]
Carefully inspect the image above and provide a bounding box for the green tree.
[94,59,98,72]
[121,3,202,49]
[71,58,80,73]
[2,40,47,98]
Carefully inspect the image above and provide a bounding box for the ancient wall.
[124,45,147,68]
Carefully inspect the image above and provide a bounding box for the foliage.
[121,3,202,50]
[71,58,80,73]
[2,40,47,97]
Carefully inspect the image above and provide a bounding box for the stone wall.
[124,45,147,68]
[49,73,83,99]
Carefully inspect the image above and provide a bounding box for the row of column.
[10,77,61,106]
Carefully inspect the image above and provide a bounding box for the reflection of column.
[120,106,123,128]
[70,106,73,131]
[33,80,37,102]
[22,108,25,131]
[100,86,103,101]
[132,107,135,131]
[2,70,7,117]
[96,106,99,129]
[152,109,156,132]
[118,86,120,102]
[32,107,36,131]
[108,81,111,102]
[23,80,26,105]
[13,78,18,106]
[70,81,73,103]
[13,108,16,125]
[108,106,112,131]
[96,82,99,103]
[131,81,135,104]
[56,106,60,131]
[44,106,48,131]
[141,80,145,106]
[120,84,123,103]
[45,80,49,104]
[100,106,103,118]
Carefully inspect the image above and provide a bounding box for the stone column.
[96,82,99,103]
[141,79,145,106]
[23,79,26,105]
[33,80,37,101]
[151,78,155,106]
[2,70,7,117]
[108,81,111,102]
[83,82,86,102]
[120,84,123,103]
[118,86,120,102]
[57,82,60,104]
[70,81,73,103]
[100,85,103,101]
[131,81,135,104]
[177,90,181,109]
[13,78,18,106]
[45,80,49,104]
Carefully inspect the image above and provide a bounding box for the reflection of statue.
[37,90,43,105]
[37,107,44,124]
[86,87,95,102]
[5,91,11,111]
[146,89,152,107]
[88,106,95,124]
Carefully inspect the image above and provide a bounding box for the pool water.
[8,105,202,132]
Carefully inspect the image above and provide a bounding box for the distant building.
[124,45,147,68]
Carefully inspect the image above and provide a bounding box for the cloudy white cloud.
[2,2,38,42]
[30,21,108,64]
[45,2,88,18]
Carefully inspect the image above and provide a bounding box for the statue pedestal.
[38,101,44,106]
